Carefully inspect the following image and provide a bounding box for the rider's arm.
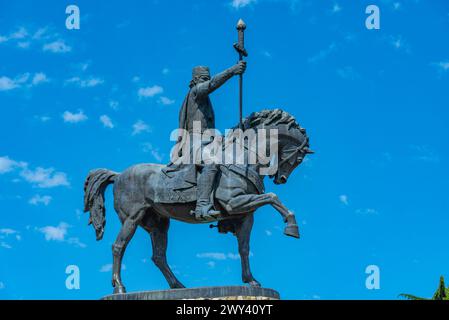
[195,62,246,98]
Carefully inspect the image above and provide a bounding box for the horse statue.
[83,109,313,294]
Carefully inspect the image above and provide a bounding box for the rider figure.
[177,61,247,220]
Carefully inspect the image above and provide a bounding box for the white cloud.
[43,40,71,53]
[15,73,30,84]
[231,0,256,9]
[339,195,349,205]
[308,42,337,63]
[67,237,87,248]
[158,96,175,105]
[99,264,112,272]
[332,3,342,13]
[138,85,163,98]
[0,243,12,249]
[0,282,4,289]
[337,66,359,80]
[32,27,49,40]
[0,228,21,249]
[29,195,52,206]
[78,62,90,72]
[132,120,151,135]
[0,156,21,173]
[39,222,68,241]
[197,252,227,260]
[433,61,449,73]
[142,143,163,161]
[109,100,119,110]
[0,228,18,236]
[36,115,51,122]
[410,145,440,163]
[389,35,410,53]
[0,76,19,91]
[39,222,86,248]
[9,27,28,40]
[20,166,70,188]
[100,263,125,272]
[0,156,69,189]
[356,208,378,215]
[62,110,88,123]
[0,72,48,91]
[17,41,30,49]
[65,76,104,88]
[262,50,272,58]
[100,115,114,129]
[0,26,62,52]
[207,261,216,268]
[32,73,48,85]
[196,252,241,260]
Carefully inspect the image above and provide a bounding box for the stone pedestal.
[102,286,280,300]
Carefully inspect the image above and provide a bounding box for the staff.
[234,19,248,130]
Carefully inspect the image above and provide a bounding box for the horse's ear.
[303,147,315,154]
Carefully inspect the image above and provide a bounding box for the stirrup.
[190,207,221,220]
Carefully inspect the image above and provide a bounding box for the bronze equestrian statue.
[84,108,313,294]
[83,21,313,294]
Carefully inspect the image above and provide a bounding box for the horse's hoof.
[248,280,261,287]
[284,224,300,239]
[113,285,126,294]
[171,282,186,289]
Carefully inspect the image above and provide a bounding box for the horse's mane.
[237,109,307,135]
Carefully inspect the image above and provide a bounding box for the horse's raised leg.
[142,215,185,289]
[111,207,146,294]
[223,192,299,238]
[235,214,260,287]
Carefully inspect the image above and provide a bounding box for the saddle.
[154,165,198,203]
[153,164,264,204]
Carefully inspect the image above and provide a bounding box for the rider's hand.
[233,61,247,75]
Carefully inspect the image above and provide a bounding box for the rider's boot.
[191,165,221,220]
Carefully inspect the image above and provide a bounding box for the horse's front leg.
[267,193,299,239]
[234,214,260,287]
[111,207,146,294]
[224,192,299,238]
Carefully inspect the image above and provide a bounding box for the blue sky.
[0,0,448,300]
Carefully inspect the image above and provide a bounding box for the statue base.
[101,286,280,300]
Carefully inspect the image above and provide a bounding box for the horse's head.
[273,123,313,185]
[239,109,313,185]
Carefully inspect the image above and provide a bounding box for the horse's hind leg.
[142,214,185,289]
[111,206,146,294]
[234,214,260,287]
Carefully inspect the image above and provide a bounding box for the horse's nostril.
[280,175,287,183]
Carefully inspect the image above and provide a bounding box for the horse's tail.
[83,169,118,241]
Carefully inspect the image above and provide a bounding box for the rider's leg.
[192,164,221,219]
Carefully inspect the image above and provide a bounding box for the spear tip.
[237,18,246,30]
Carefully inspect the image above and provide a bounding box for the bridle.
[278,136,310,168]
